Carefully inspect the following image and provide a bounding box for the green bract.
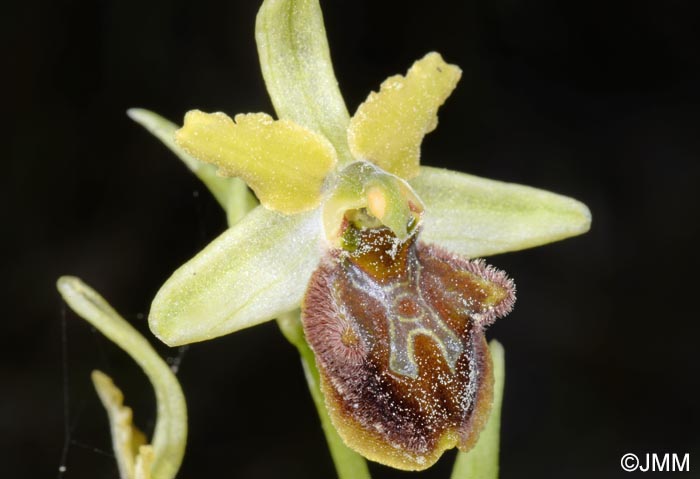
[57,277,187,479]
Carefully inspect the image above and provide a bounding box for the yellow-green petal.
[91,370,148,479]
[348,53,461,180]
[127,108,257,225]
[135,446,156,479]
[411,166,592,257]
[57,277,187,479]
[175,110,337,214]
[256,0,353,163]
[149,205,324,346]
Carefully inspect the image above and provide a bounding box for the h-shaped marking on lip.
[385,284,463,379]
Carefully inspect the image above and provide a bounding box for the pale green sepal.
[277,312,372,479]
[149,205,324,346]
[256,0,353,164]
[451,340,505,479]
[412,166,592,258]
[127,108,257,226]
[56,277,187,479]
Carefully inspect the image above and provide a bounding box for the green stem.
[220,181,371,479]
[127,108,257,222]
[450,340,505,479]
[277,312,372,479]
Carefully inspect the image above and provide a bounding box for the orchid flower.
[127,0,590,474]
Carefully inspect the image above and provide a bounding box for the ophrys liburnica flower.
[128,0,590,472]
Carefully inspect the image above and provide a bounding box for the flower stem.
[222,180,371,479]
[278,312,372,479]
[450,340,505,479]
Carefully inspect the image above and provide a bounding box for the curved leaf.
[57,277,187,479]
[412,167,591,258]
[149,206,324,346]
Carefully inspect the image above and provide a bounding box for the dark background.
[5,0,700,478]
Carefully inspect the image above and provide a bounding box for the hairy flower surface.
[303,227,514,468]
[130,0,591,471]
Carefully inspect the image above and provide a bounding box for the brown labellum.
[302,227,515,470]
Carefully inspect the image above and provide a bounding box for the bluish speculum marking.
[343,239,465,379]
[385,282,463,379]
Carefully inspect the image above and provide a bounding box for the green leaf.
[128,108,257,226]
[451,340,505,479]
[256,0,353,163]
[411,166,591,258]
[277,312,372,479]
[57,277,187,479]
[149,206,324,346]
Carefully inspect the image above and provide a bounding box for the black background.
[5,0,700,478]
